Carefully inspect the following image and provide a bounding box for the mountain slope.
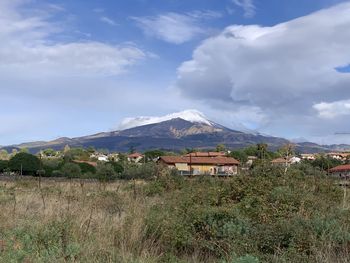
[2,114,348,153]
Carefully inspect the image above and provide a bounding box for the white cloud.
[232,0,256,18]
[132,11,220,44]
[0,0,146,77]
[176,2,350,142]
[187,10,222,19]
[100,16,118,26]
[314,100,350,118]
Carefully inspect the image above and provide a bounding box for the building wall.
[163,162,237,175]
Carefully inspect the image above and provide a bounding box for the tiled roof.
[184,152,226,157]
[329,164,350,172]
[159,156,239,165]
[128,152,144,158]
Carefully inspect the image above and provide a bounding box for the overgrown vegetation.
[0,163,349,262]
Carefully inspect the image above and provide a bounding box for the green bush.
[74,161,96,174]
[60,163,81,179]
[121,162,159,180]
[42,158,63,177]
[8,152,40,175]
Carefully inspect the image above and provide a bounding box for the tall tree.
[9,152,40,176]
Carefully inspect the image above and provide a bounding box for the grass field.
[0,177,162,263]
[0,171,350,263]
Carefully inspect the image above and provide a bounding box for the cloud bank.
[176,2,350,142]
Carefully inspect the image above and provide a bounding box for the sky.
[1,0,350,146]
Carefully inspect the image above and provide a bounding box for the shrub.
[121,162,159,180]
[42,158,63,177]
[110,161,124,174]
[96,163,117,183]
[74,162,96,174]
[60,163,81,179]
[145,173,344,261]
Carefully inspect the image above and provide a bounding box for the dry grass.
[0,177,162,263]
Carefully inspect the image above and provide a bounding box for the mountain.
[2,110,349,153]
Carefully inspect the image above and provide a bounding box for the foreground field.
[0,169,350,262]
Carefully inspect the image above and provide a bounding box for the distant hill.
[2,111,350,154]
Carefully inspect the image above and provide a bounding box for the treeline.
[0,151,161,181]
[0,144,345,181]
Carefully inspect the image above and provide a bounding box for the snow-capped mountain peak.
[118,109,212,130]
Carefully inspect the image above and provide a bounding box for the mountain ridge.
[2,116,350,154]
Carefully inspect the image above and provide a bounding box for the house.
[246,156,258,167]
[158,156,240,176]
[289,156,301,164]
[329,164,350,179]
[128,152,144,163]
[327,152,350,161]
[300,154,316,161]
[97,155,108,162]
[90,153,109,162]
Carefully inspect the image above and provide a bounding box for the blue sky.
[1,0,350,145]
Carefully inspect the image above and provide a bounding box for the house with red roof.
[158,155,240,176]
[128,152,144,163]
[329,164,350,179]
[184,152,226,157]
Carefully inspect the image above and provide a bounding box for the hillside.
[2,111,349,153]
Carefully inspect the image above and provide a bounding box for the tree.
[42,148,56,157]
[257,143,268,160]
[9,152,40,176]
[278,143,295,175]
[310,155,342,171]
[111,162,124,174]
[0,149,9,160]
[86,146,96,154]
[61,163,81,179]
[216,144,226,152]
[117,153,128,164]
[20,148,29,153]
[144,150,165,162]
[228,150,248,163]
[63,144,71,153]
[42,158,63,177]
[0,160,9,172]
